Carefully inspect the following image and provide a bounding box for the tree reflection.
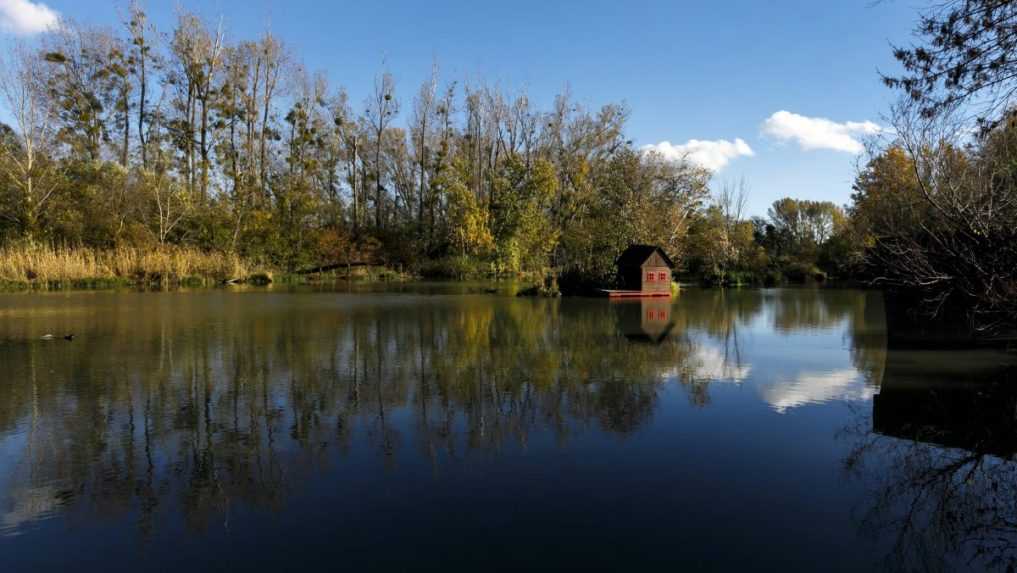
[0,294,691,533]
[0,287,890,539]
[665,288,884,407]
[844,351,1017,572]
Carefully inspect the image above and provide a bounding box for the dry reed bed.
[0,245,252,286]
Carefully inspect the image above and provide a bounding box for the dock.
[598,289,672,298]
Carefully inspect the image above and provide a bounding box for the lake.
[1,286,1015,572]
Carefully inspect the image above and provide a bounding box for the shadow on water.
[844,327,1017,572]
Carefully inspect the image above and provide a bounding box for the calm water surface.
[1,286,1015,572]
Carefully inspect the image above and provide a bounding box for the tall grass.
[0,244,253,288]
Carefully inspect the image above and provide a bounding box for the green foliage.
[767,197,846,255]
[684,205,768,285]
[884,0,1017,122]
[516,273,561,297]
[681,192,859,286]
[418,255,489,280]
[560,148,710,285]
[490,157,559,275]
[851,127,1017,324]
[439,159,494,258]
[0,10,721,285]
[0,5,891,296]
[783,262,826,284]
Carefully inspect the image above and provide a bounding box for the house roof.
[624,323,675,345]
[616,244,675,269]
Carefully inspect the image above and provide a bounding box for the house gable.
[616,245,675,270]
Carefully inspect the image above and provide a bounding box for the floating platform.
[598,289,672,298]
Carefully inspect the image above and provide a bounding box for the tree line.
[3,0,1015,326]
[686,0,1017,330]
[0,4,859,288]
[858,0,1017,328]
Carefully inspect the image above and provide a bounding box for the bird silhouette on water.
[40,334,74,341]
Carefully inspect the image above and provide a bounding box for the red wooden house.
[613,245,674,297]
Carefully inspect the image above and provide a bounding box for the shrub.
[783,262,825,283]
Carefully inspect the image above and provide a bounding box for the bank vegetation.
[0,3,861,291]
[1,0,1016,334]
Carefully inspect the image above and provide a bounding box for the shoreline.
[0,269,415,293]
[0,275,873,294]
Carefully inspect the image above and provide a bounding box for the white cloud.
[761,110,882,154]
[689,344,752,382]
[659,343,752,384]
[642,138,754,172]
[760,368,873,414]
[0,0,59,36]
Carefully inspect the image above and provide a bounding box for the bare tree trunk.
[259,37,281,197]
[375,133,383,229]
[418,116,427,233]
[0,44,59,244]
[138,48,147,168]
[121,88,130,167]
[200,98,209,197]
[187,84,196,194]
[351,137,359,234]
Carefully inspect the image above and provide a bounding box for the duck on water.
[40,334,74,341]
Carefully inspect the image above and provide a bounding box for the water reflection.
[845,346,1017,571]
[613,299,675,344]
[663,289,885,411]
[0,290,878,527]
[4,286,1001,571]
[0,293,678,538]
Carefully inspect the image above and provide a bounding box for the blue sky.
[0,0,924,216]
